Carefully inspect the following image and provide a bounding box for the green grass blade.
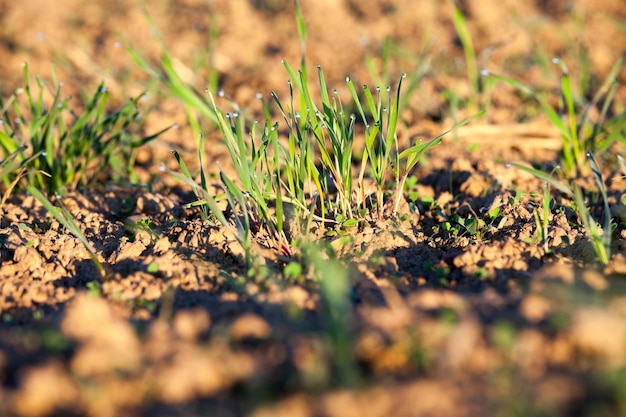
[293,0,307,52]
[346,77,368,125]
[171,149,207,221]
[385,75,404,152]
[510,163,573,196]
[574,185,609,265]
[170,167,230,226]
[0,130,18,155]
[588,152,611,257]
[560,70,580,163]
[362,85,378,120]
[317,66,331,113]
[451,3,478,96]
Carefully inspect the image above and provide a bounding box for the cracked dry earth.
[1,0,626,416]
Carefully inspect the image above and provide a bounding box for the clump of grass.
[170,147,258,268]
[512,152,614,265]
[486,58,624,178]
[0,63,166,196]
[166,60,480,261]
[132,0,482,264]
[488,57,622,264]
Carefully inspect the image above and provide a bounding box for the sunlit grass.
[486,58,624,178]
[0,63,166,196]
[512,152,614,265]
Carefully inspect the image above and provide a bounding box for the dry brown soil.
[1,1,626,416]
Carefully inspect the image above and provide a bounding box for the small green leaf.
[147,262,159,274]
[343,218,358,228]
[488,207,500,219]
[284,262,303,280]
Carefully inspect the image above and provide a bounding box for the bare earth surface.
[1,1,626,416]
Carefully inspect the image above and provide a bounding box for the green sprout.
[512,151,614,265]
[0,64,166,196]
[486,58,624,178]
[133,0,482,265]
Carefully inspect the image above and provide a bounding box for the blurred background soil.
[1,1,626,416]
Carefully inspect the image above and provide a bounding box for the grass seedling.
[138,0,483,263]
[486,58,624,177]
[449,1,479,112]
[172,137,273,268]
[209,93,288,249]
[282,62,363,219]
[578,152,612,265]
[0,64,165,196]
[170,159,255,267]
[531,182,553,254]
[512,152,613,265]
[347,74,403,217]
